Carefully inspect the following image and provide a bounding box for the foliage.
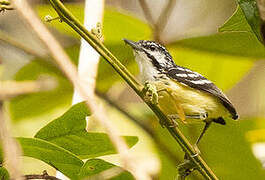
[13,102,137,179]
[34,102,138,159]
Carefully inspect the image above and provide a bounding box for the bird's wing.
[167,67,238,120]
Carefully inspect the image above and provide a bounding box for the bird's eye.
[150,46,155,51]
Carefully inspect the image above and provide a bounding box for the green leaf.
[220,0,264,44]
[171,32,265,58]
[200,119,265,179]
[238,0,263,43]
[78,159,134,180]
[8,46,80,121]
[0,167,9,180]
[219,6,253,33]
[35,102,138,159]
[17,137,83,180]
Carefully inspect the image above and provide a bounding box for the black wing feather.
[167,67,238,120]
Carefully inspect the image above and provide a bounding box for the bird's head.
[123,39,176,73]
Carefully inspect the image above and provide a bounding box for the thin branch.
[0,103,23,180]
[138,0,156,26]
[25,171,61,180]
[0,30,45,58]
[0,78,57,100]
[138,0,176,43]
[11,1,151,179]
[47,1,218,179]
[155,0,176,42]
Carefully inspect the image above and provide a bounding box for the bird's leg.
[142,81,159,105]
[168,112,208,121]
[195,121,212,146]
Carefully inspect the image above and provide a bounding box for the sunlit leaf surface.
[35,102,138,158]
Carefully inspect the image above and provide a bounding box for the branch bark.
[0,103,23,180]
[47,1,218,179]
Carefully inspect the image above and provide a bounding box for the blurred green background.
[1,0,265,179]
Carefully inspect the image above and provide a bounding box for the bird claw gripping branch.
[177,153,198,179]
[142,81,159,105]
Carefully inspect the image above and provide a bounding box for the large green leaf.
[238,0,263,43]
[220,0,263,42]
[35,102,138,159]
[78,159,134,180]
[200,119,265,179]
[17,137,84,179]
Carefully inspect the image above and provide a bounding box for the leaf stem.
[48,1,218,179]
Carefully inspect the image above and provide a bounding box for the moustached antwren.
[124,38,238,145]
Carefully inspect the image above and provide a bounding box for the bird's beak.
[123,38,141,50]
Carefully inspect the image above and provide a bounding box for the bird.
[123,38,238,145]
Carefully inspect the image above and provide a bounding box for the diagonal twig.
[0,30,44,58]
[138,0,156,26]
[138,0,177,43]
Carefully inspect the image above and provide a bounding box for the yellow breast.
[153,80,229,123]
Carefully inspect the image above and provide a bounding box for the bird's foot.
[142,81,159,105]
[177,154,197,179]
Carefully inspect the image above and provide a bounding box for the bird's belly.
[154,81,229,122]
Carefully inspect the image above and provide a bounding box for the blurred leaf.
[0,167,9,180]
[8,46,80,121]
[36,4,84,38]
[219,6,252,33]
[198,119,265,179]
[17,137,83,179]
[78,159,134,180]
[171,32,265,58]
[96,44,138,92]
[220,0,263,43]
[239,0,263,42]
[35,102,138,159]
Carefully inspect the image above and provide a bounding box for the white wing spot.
[190,80,212,84]
[187,73,199,78]
[177,67,185,71]
[185,69,192,73]
[175,73,188,77]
